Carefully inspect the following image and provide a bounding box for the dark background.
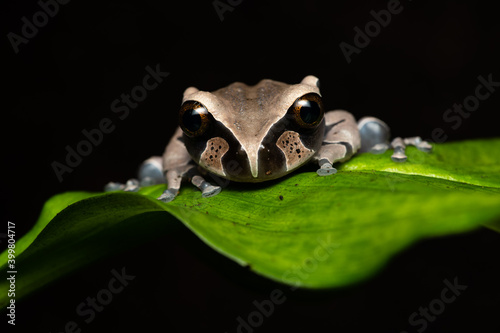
[2,0,499,332]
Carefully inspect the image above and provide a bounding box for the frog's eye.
[179,101,212,137]
[288,93,324,128]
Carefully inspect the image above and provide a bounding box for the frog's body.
[105,75,431,202]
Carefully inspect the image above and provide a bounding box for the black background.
[2,0,500,332]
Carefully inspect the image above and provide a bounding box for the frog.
[105,75,432,202]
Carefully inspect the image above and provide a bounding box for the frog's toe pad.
[104,182,125,192]
[157,188,178,203]
[369,143,389,154]
[317,162,338,176]
[391,152,407,163]
[124,179,140,192]
[202,184,222,198]
[417,141,433,153]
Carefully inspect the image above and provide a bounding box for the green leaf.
[2,138,500,309]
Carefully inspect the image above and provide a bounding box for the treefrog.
[105,75,431,202]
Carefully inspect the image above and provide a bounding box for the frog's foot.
[404,136,433,152]
[358,117,431,163]
[316,158,337,176]
[158,188,178,203]
[390,136,432,163]
[157,165,222,203]
[124,179,140,192]
[191,175,222,198]
[368,143,390,154]
[105,156,167,193]
[157,165,190,203]
[104,178,141,192]
[104,182,126,192]
[106,155,222,202]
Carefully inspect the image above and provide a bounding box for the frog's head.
[178,75,325,182]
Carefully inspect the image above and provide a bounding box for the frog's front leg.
[315,110,361,176]
[105,127,221,202]
[156,127,221,202]
[357,117,432,162]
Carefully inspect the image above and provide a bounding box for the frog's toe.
[191,175,221,198]
[123,179,140,192]
[388,136,432,163]
[416,141,432,153]
[403,136,432,153]
[201,184,222,198]
[369,143,390,154]
[316,159,337,176]
[418,142,433,153]
[391,152,408,163]
[104,182,125,192]
[390,137,408,163]
[157,188,178,203]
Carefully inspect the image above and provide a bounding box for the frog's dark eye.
[179,101,212,137]
[288,93,324,128]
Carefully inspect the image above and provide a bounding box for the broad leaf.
[2,138,500,309]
